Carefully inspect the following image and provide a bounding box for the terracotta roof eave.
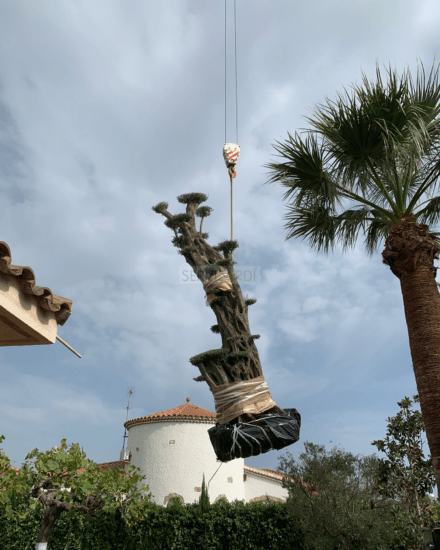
[124,418,217,429]
[244,465,293,482]
[243,465,318,493]
[124,403,217,427]
[0,241,73,326]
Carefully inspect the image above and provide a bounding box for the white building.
[116,397,309,507]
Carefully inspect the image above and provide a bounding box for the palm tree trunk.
[153,195,301,461]
[382,215,440,497]
[156,196,284,424]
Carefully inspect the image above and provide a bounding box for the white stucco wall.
[126,420,246,507]
[245,472,289,503]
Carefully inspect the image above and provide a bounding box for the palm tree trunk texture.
[155,196,283,425]
[382,214,440,494]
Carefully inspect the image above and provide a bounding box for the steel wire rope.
[224,0,238,144]
[224,0,239,262]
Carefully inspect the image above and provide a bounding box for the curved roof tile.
[0,241,72,326]
[124,397,217,429]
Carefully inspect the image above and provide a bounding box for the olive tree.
[0,435,153,547]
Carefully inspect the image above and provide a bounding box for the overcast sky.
[1,0,439,502]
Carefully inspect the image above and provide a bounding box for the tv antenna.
[122,387,134,453]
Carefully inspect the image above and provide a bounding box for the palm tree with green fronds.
[262,59,440,495]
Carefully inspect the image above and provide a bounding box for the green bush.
[0,492,130,550]
[0,493,308,550]
[4,489,433,550]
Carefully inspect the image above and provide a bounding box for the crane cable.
[223,0,239,263]
[225,0,238,146]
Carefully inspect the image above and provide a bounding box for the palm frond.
[262,59,440,259]
[413,196,440,228]
[282,202,390,257]
[362,209,398,257]
[262,132,345,212]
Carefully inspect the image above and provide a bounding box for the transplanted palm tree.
[262,60,440,494]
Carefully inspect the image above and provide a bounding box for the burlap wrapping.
[211,375,277,425]
[203,270,234,306]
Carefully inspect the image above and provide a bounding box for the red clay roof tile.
[124,397,217,429]
[0,241,72,326]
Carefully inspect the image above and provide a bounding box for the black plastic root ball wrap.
[208,407,301,462]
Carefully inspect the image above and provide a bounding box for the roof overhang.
[0,270,59,346]
[0,241,77,354]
